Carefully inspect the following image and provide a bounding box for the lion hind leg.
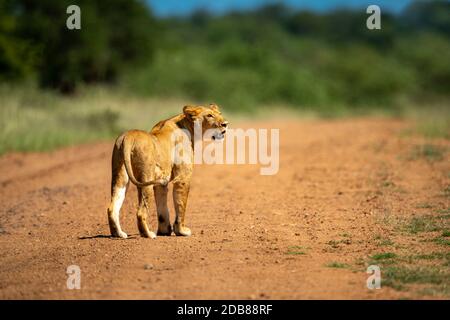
[108,165,129,239]
[154,185,172,236]
[108,184,128,239]
[136,187,157,239]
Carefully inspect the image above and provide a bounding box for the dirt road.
[0,118,448,299]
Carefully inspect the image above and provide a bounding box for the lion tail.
[123,135,167,187]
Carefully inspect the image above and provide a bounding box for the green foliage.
[401,0,450,35]
[0,0,157,92]
[0,0,38,79]
[0,0,449,112]
[123,1,450,112]
[393,32,450,94]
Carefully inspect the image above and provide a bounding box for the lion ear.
[209,103,219,111]
[183,105,200,118]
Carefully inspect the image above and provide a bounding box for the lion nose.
[221,121,229,128]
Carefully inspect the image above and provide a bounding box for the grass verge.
[1,84,449,155]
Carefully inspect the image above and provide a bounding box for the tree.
[3,0,158,92]
[0,0,37,79]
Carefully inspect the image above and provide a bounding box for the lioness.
[107,104,228,239]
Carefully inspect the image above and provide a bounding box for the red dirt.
[0,118,448,299]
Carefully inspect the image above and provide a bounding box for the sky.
[146,0,415,17]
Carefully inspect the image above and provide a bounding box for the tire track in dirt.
[0,118,448,299]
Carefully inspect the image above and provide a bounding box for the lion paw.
[117,231,128,239]
[173,223,191,237]
[140,230,157,239]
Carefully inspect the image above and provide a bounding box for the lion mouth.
[212,131,225,140]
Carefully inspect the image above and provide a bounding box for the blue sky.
[146,0,415,16]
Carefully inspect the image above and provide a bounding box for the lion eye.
[207,114,214,118]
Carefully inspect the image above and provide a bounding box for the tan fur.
[107,104,228,238]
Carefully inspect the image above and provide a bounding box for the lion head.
[183,103,229,140]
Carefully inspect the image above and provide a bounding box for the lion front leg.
[172,180,192,236]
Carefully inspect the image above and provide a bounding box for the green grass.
[0,84,448,155]
[417,122,450,140]
[444,186,450,198]
[404,215,449,247]
[418,286,450,297]
[406,144,446,162]
[369,254,450,293]
[433,237,450,246]
[384,266,448,286]
[326,237,352,248]
[380,240,394,246]
[286,246,306,255]
[416,203,433,209]
[413,252,450,262]
[405,215,442,234]
[326,262,349,269]
[436,208,450,215]
[369,205,450,296]
[0,85,186,155]
[370,252,398,261]
[327,240,340,248]
[401,104,450,140]
[373,235,395,246]
[415,252,446,260]
[368,213,450,296]
[375,238,395,246]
